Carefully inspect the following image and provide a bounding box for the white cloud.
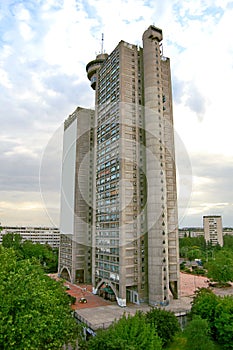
[0,68,12,88]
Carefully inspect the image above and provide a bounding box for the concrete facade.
[59,107,95,283]
[59,25,179,306]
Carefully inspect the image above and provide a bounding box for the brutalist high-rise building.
[59,25,179,307]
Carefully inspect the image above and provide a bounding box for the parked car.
[79,297,87,303]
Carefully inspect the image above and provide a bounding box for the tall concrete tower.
[86,25,179,306]
[142,26,179,303]
[59,25,179,307]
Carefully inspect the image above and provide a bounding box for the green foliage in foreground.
[145,307,181,346]
[190,288,233,349]
[214,295,233,349]
[87,311,162,350]
[166,333,221,350]
[184,316,216,350]
[86,307,181,349]
[190,288,218,325]
[0,246,78,350]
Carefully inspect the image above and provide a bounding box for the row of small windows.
[97,158,119,171]
[99,134,120,152]
[97,197,118,206]
[98,85,119,101]
[97,165,120,179]
[98,123,118,136]
[97,102,119,119]
[98,91,119,105]
[97,164,120,178]
[97,120,118,133]
[96,206,119,215]
[96,231,119,237]
[97,270,112,280]
[96,254,119,263]
[97,179,119,193]
[97,178,119,188]
[99,58,119,79]
[97,261,119,272]
[96,247,119,255]
[99,71,119,90]
[97,143,119,165]
[96,238,119,246]
[96,222,120,229]
[97,184,118,196]
[97,133,119,147]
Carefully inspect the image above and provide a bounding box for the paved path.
[48,272,233,313]
[62,280,112,310]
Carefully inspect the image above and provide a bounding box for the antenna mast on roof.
[101,33,104,54]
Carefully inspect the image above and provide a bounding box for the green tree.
[179,236,205,250]
[21,240,58,272]
[87,311,162,350]
[223,235,233,250]
[2,233,22,250]
[187,249,201,262]
[190,288,233,348]
[180,246,190,258]
[1,234,58,273]
[190,288,218,328]
[145,307,180,346]
[184,316,216,350]
[0,246,78,349]
[207,250,233,286]
[214,296,233,349]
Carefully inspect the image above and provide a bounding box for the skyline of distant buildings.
[0,226,60,248]
[0,219,230,251]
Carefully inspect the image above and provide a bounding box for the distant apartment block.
[178,227,204,238]
[0,226,60,248]
[203,215,223,246]
[59,25,180,307]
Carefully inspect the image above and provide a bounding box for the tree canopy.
[0,246,78,350]
[2,233,58,273]
[190,288,218,325]
[87,311,162,350]
[214,296,233,349]
[184,316,216,350]
[207,250,233,285]
[145,307,180,346]
[2,232,22,250]
[190,287,233,349]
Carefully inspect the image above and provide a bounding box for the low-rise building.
[179,228,204,238]
[0,226,60,248]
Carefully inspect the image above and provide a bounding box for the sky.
[0,0,233,229]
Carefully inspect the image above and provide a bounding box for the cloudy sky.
[1,0,233,228]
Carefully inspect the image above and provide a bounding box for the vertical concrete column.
[143,26,169,305]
